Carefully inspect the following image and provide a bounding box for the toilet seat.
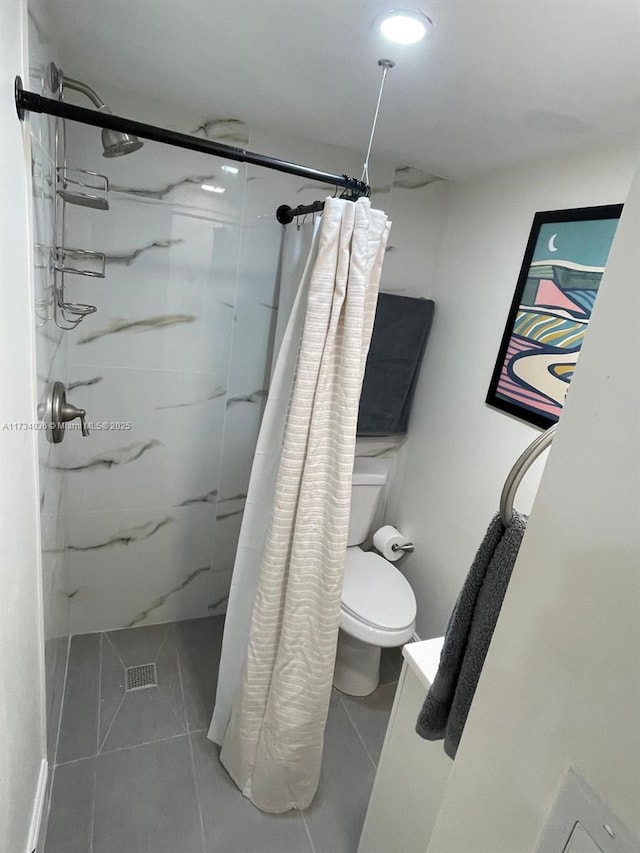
[340,548,417,647]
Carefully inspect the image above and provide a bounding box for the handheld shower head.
[48,63,144,158]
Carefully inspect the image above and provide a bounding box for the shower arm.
[61,76,107,111]
[14,77,370,199]
[46,62,107,111]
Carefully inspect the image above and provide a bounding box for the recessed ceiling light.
[201,184,226,193]
[221,164,239,174]
[380,10,432,44]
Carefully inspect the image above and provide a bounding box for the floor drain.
[125,663,157,691]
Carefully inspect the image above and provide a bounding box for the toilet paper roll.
[373,525,410,562]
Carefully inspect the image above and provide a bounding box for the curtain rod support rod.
[14,77,370,198]
[276,59,394,225]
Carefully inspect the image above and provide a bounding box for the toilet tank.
[348,458,389,546]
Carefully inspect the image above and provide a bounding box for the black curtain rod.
[276,200,327,225]
[14,77,370,202]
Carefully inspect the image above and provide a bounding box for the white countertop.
[403,636,445,690]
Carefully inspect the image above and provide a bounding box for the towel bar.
[499,424,557,526]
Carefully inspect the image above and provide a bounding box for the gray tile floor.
[42,617,402,853]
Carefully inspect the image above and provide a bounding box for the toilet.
[333,457,417,697]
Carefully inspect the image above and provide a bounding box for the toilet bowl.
[333,458,417,697]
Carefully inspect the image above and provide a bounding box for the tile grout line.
[52,635,72,767]
[171,624,189,737]
[103,632,127,669]
[154,623,172,663]
[54,733,202,769]
[98,623,170,755]
[89,633,103,853]
[96,634,103,755]
[40,764,57,852]
[41,635,72,848]
[88,755,98,853]
[97,691,126,755]
[109,730,193,756]
[52,754,102,769]
[338,694,378,771]
[187,734,208,853]
[174,626,207,853]
[300,811,318,853]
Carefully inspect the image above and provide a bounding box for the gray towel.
[357,293,434,436]
[416,512,527,758]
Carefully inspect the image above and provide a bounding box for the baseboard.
[26,759,48,853]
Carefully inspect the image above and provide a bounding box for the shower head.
[100,125,144,158]
[47,63,144,158]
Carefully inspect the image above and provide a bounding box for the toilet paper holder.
[373,525,415,560]
[391,541,414,553]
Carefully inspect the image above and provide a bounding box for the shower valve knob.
[61,401,90,437]
[38,381,90,443]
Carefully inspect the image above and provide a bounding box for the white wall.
[0,1,47,851]
[425,158,640,852]
[385,141,638,639]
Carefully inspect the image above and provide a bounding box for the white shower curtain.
[209,197,391,813]
[270,217,317,376]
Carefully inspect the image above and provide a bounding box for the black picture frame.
[486,203,623,429]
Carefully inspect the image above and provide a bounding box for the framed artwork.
[486,204,623,429]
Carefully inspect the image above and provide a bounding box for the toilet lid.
[343,549,417,631]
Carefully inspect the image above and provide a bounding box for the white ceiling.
[41,0,640,178]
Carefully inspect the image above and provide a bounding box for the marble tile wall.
[61,96,253,633]
[27,8,71,771]
[61,157,244,632]
[57,84,443,633]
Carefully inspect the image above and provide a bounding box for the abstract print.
[487,206,622,428]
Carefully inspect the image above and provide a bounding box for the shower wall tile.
[27,9,59,156]
[60,365,225,513]
[40,508,69,633]
[64,93,249,212]
[207,569,234,616]
[66,505,214,633]
[217,396,264,501]
[65,199,239,376]
[63,107,249,632]
[228,297,278,390]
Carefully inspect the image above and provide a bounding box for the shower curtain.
[270,216,317,376]
[208,197,390,812]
